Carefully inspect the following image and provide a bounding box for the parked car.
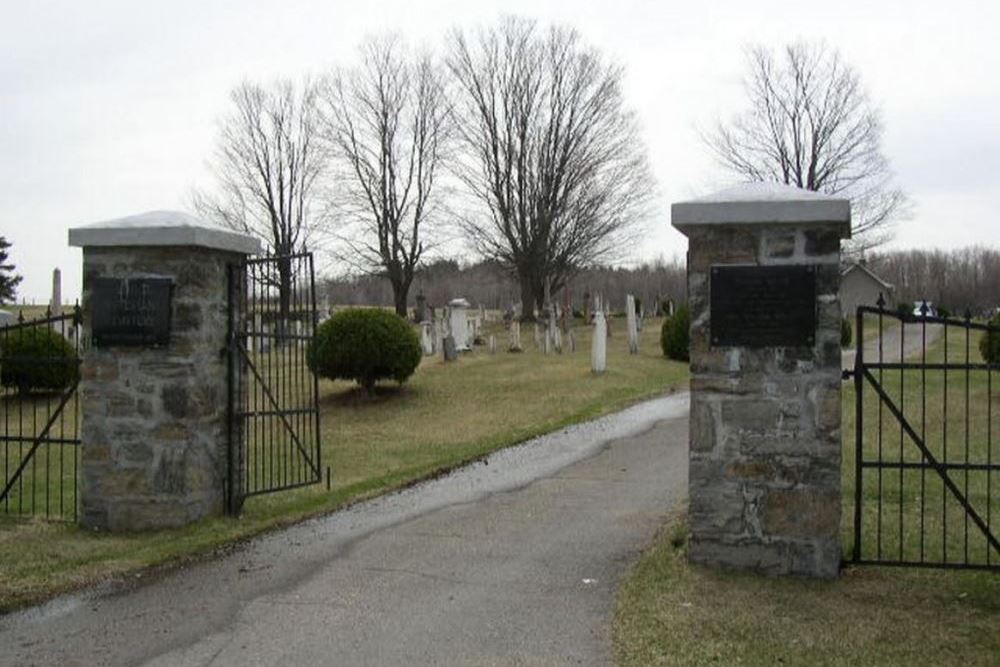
[912,301,937,318]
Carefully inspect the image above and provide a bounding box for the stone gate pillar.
[69,211,259,531]
[672,184,851,578]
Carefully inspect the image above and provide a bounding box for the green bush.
[0,327,79,394]
[660,304,690,362]
[980,313,1000,364]
[307,308,421,395]
[841,317,853,348]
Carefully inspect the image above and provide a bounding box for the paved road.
[2,393,690,667]
[842,321,943,370]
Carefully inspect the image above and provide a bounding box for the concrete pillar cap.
[68,210,261,255]
[671,183,851,238]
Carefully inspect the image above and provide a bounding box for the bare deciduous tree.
[195,78,325,321]
[319,36,450,317]
[447,17,654,320]
[707,42,907,252]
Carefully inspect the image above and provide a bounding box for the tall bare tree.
[447,17,654,320]
[707,42,907,252]
[319,36,450,317]
[195,78,325,321]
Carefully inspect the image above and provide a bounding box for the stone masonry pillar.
[671,184,851,578]
[69,211,259,531]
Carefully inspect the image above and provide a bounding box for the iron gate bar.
[861,366,1000,560]
[0,381,80,504]
[860,461,997,472]
[234,344,319,476]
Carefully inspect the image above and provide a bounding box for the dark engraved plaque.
[710,265,816,347]
[92,277,173,347]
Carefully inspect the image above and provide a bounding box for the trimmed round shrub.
[307,308,421,395]
[841,317,853,348]
[0,327,79,394]
[660,304,690,362]
[980,313,1000,364]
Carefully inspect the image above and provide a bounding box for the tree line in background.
[195,15,909,321]
[865,246,1000,316]
[321,256,687,316]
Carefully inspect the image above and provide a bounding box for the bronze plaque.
[710,265,816,348]
[91,278,173,347]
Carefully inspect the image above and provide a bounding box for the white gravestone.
[509,321,522,352]
[51,268,62,311]
[448,298,471,351]
[420,321,434,356]
[592,309,607,373]
[626,294,639,355]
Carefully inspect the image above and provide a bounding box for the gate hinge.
[841,368,855,381]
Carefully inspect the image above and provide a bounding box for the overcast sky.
[2,0,998,303]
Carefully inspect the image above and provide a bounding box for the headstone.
[260,323,272,353]
[548,304,561,353]
[509,321,522,352]
[50,268,62,311]
[626,294,639,355]
[488,334,496,354]
[672,183,851,579]
[591,308,607,374]
[568,330,576,353]
[448,298,471,350]
[437,312,447,353]
[415,292,427,323]
[442,334,458,362]
[420,321,434,355]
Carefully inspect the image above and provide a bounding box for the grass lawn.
[614,323,1000,665]
[615,517,1000,666]
[0,315,686,612]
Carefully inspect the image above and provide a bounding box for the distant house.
[840,263,894,316]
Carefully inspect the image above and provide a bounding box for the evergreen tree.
[0,236,24,305]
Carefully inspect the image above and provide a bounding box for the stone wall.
[79,246,241,530]
[687,224,843,578]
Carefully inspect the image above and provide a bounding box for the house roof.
[841,262,893,290]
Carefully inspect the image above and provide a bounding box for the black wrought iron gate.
[848,299,999,570]
[226,253,322,515]
[0,308,82,521]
